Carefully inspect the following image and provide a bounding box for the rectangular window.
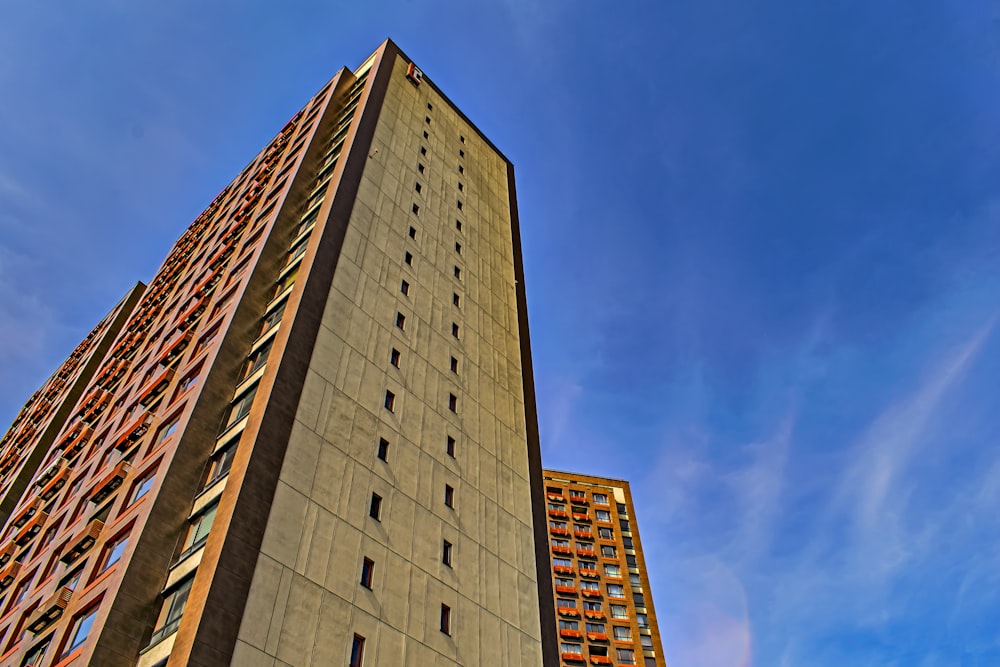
[561,643,582,655]
[633,593,645,607]
[442,540,452,566]
[446,436,455,457]
[401,280,410,296]
[448,394,457,412]
[360,557,374,589]
[409,226,417,239]
[593,493,608,505]
[607,584,625,598]
[425,116,431,125]
[154,415,181,445]
[204,444,237,488]
[616,648,636,665]
[458,164,464,174]
[404,252,413,266]
[384,391,395,412]
[457,182,464,191]
[440,604,451,635]
[451,323,459,338]
[420,146,427,156]
[456,200,463,210]
[411,203,419,215]
[129,470,156,505]
[417,163,425,173]
[414,182,422,193]
[224,384,258,430]
[560,620,579,630]
[396,312,406,329]
[180,502,218,556]
[452,293,460,307]
[610,605,628,619]
[604,564,621,578]
[390,349,401,368]
[450,357,458,373]
[459,149,465,158]
[377,438,389,462]
[444,485,454,508]
[350,634,365,667]
[62,604,99,657]
[369,493,382,521]
[636,613,649,628]
[455,219,462,231]
[626,555,638,568]
[453,266,461,279]
[601,545,617,558]
[583,601,602,612]
[149,577,194,646]
[598,527,614,540]
[455,242,462,254]
[556,598,577,608]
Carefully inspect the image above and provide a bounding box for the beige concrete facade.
[230,48,545,667]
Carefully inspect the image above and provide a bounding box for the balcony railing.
[25,586,72,634]
[61,519,104,565]
[90,461,132,504]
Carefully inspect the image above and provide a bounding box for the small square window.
[456,220,462,232]
[427,102,433,110]
[423,130,429,139]
[351,634,365,667]
[446,436,455,457]
[458,182,464,191]
[442,540,452,566]
[418,163,424,173]
[390,348,401,368]
[451,323,459,338]
[377,438,389,462]
[415,182,422,193]
[460,135,465,143]
[425,116,431,124]
[420,146,427,156]
[450,357,458,373]
[409,226,417,239]
[384,390,395,412]
[411,203,419,215]
[440,603,451,635]
[455,242,462,254]
[456,200,463,210]
[445,484,454,508]
[459,149,465,158]
[448,394,457,412]
[404,252,413,266]
[360,557,374,589]
[452,293,460,307]
[369,493,382,520]
[453,266,461,279]
[458,165,464,174]
[401,280,410,296]
[396,312,406,329]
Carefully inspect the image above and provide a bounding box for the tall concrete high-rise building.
[542,471,666,667]
[0,40,557,666]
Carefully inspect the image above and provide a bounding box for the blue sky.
[2,2,999,665]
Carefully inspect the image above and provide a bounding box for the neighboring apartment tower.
[542,471,666,667]
[0,39,555,666]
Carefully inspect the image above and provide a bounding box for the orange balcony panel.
[13,511,47,546]
[589,656,612,665]
[553,565,575,576]
[555,586,577,595]
[577,549,597,560]
[112,412,154,452]
[0,561,21,590]
[574,531,594,541]
[137,367,176,408]
[569,494,588,504]
[0,542,17,567]
[77,387,109,415]
[584,610,606,620]
[581,589,602,598]
[207,239,237,270]
[193,268,223,298]
[559,629,582,640]
[11,500,42,529]
[39,467,69,501]
[552,546,573,556]
[550,527,570,537]
[561,652,585,663]
[90,461,132,504]
[58,425,93,460]
[61,520,104,565]
[579,569,600,579]
[572,513,591,523]
[176,296,208,332]
[557,608,580,618]
[26,586,73,635]
[157,331,193,367]
[548,509,569,519]
[587,632,609,642]
[546,493,566,503]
